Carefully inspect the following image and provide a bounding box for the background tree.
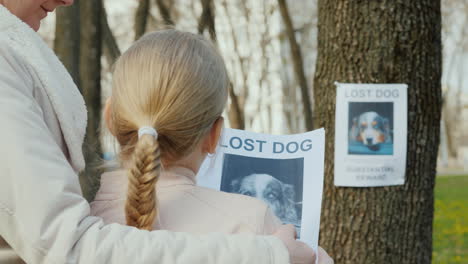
[278,0,313,131]
[54,2,80,86]
[215,0,281,131]
[155,0,175,26]
[54,0,119,200]
[439,0,468,165]
[313,1,442,263]
[198,0,216,41]
[279,0,318,133]
[79,0,103,199]
[102,4,121,66]
[134,0,150,41]
[79,0,103,200]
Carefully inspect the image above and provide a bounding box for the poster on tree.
[334,82,408,187]
[197,128,325,252]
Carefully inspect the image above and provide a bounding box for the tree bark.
[314,1,442,263]
[79,0,104,201]
[54,2,80,86]
[278,0,314,131]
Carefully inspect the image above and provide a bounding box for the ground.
[433,174,468,263]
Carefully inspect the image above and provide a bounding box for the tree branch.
[278,0,314,131]
[155,0,174,26]
[134,0,150,40]
[198,0,217,42]
[101,4,121,67]
[228,82,245,130]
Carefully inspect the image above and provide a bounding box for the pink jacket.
[91,166,282,235]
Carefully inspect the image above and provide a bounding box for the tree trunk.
[79,0,103,201]
[54,2,80,86]
[314,1,442,263]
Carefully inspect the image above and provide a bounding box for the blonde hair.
[110,29,229,230]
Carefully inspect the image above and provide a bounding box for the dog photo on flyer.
[334,83,407,187]
[220,154,304,237]
[347,102,394,155]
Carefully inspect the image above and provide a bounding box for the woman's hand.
[273,224,316,264]
[317,246,334,264]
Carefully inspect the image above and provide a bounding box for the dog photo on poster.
[220,154,304,237]
[197,128,325,251]
[348,102,394,155]
[334,83,407,187]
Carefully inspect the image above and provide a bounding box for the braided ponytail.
[125,134,161,230]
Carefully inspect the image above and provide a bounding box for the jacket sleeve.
[0,52,290,264]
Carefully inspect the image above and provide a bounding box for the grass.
[433,175,468,263]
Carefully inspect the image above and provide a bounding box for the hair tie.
[138,126,158,140]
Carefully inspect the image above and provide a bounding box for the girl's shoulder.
[90,170,127,225]
[94,170,127,201]
[187,185,281,234]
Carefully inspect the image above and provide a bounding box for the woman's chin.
[24,17,42,32]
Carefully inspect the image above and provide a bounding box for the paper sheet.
[334,82,408,187]
[197,128,325,251]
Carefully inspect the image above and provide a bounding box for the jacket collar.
[158,166,197,187]
[0,5,87,172]
[97,166,197,200]
[0,6,14,30]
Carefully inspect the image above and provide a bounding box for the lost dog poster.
[197,128,325,251]
[334,82,408,187]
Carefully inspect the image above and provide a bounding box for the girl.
[91,29,332,263]
[91,29,281,234]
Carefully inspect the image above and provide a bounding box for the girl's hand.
[273,224,316,264]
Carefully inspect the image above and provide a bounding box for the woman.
[0,0,332,263]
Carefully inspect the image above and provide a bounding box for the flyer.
[197,128,326,251]
[334,82,408,187]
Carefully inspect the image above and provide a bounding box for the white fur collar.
[0,5,87,172]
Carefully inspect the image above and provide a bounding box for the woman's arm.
[0,53,289,264]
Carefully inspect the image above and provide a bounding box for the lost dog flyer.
[197,128,325,251]
[334,82,408,187]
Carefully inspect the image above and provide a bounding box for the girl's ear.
[104,98,115,136]
[203,117,224,154]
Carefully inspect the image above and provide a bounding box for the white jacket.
[0,5,289,264]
